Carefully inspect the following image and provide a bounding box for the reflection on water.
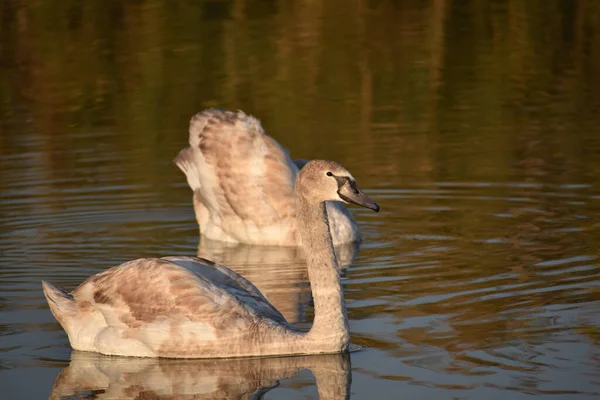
[348,182,600,397]
[197,239,359,324]
[50,351,351,400]
[2,0,600,399]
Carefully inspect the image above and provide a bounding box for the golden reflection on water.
[1,0,600,398]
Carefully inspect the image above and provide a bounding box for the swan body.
[43,256,302,358]
[174,108,360,246]
[42,160,379,358]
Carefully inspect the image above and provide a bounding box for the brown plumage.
[174,109,361,246]
[42,160,379,358]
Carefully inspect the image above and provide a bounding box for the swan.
[174,108,361,246]
[42,160,379,358]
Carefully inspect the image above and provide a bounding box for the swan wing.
[175,109,299,242]
[73,257,287,340]
[162,256,287,322]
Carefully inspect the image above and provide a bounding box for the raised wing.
[176,109,300,240]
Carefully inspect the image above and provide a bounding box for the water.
[2,0,600,398]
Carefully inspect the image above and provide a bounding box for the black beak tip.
[370,202,380,213]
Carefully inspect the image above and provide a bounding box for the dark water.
[2,0,600,398]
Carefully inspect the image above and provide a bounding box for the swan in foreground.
[174,108,361,246]
[51,351,351,399]
[42,160,379,358]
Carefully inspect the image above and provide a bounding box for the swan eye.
[326,171,333,176]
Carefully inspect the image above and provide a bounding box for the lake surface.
[2,1,600,398]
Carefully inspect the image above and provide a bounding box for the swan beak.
[338,185,380,212]
[353,192,380,212]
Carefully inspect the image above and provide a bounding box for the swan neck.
[297,197,349,347]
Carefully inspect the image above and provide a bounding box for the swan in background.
[42,160,379,358]
[196,238,360,324]
[50,350,351,400]
[174,108,361,246]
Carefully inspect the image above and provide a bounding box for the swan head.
[295,160,380,212]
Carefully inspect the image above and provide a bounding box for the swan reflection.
[196,239,360,324]
[51,351,352,399]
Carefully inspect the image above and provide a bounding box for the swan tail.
[42,280,77,328]
[174,147,202,191]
